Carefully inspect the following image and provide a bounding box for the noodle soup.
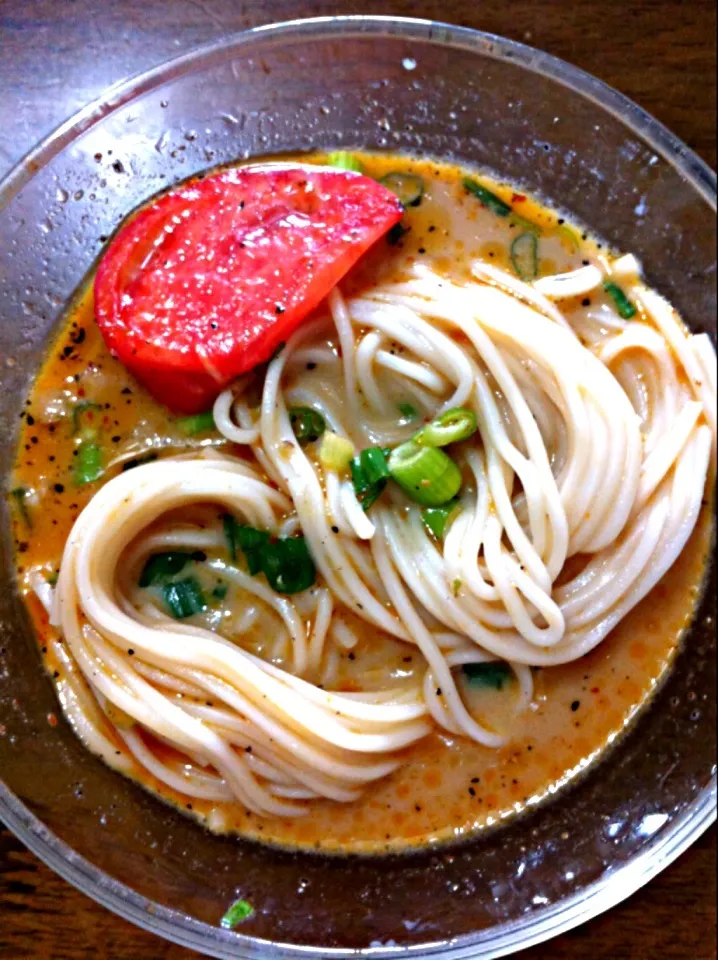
[9,153,715,853]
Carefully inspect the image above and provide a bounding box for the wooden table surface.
[0,1,715,957]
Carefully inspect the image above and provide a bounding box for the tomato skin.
[94,165,403,412]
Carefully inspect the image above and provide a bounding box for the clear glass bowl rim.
[0,14,715,960]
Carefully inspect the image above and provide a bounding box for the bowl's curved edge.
[0,14,716,960]
[2,777,715,960]
[0,15,715,210]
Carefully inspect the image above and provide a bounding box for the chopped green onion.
[162,577,207,619]
[223,513,238,562]
[139,551,194,588]
[262,539,313,593]
[351,456,388,511]
[220,898,254,929]
[122,452,158,472]
[176,410,216,436]
[388,442,462,506]
[360,447,391,485]
[350,458,370,494]
[414,407,477,448]
[463,177,511,217]
[236,524,271,576]
[398,402,418,421]
[359,481,387,511]
[319,431,354,472]
[379,172,424,207]
[223,517,314,592]
[463,661,513,690]
[74,442,103,485]
[422,500,462,539]
[510,232,539,281]
[260,536,316,594]
[327,152,363,173]
[289,406,325,445]
[387,222,409,246]
[212,582,229,600]
[604,281,637,319]
[224,515,269,574]
[71,401,103,436]
[10,487,32,528]
[46,572,59,586]
[451,578,463,597]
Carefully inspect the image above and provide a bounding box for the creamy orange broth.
[10,154,713,854]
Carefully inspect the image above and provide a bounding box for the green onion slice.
[462,661,513,690]
[463,177,511,217]
[10,487,32,528]
[139,551,194,588]
[350,457,371,495]
[327,152,363,173]
[604,281,637,319]
[176,410,216,436]
[220,898,254,929]
[74,442,103,485]
[422,500,462,539]
[162,577,207,619]
[398,402,418,421]
[260,537,316,594]
[510,232,539,281]
[388,442,462,506]
[414,407,477,447]
[351,456,388,511]
[223,514,238,562]
[236,524,271,576]
[360,447,391,484]
[212,582,229,600]
[379,172,425,207]
[224,516,270,574]
[71,401,103,436]
[359,481,387,511]
[223,517,315,593]
[288,406,325,445]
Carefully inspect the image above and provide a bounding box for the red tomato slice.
[95,165,403,413]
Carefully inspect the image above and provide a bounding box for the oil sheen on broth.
[10,153,713,854]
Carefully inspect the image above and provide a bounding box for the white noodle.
[49,258,714,819]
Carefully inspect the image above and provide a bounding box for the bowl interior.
[0,17,715,959]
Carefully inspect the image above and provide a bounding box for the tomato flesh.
[94,165,403,412]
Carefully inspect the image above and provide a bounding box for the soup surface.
[10,152,714,853]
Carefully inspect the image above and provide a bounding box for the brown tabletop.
[0,1,715,958]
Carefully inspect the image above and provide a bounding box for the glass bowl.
[0,16,715,960]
